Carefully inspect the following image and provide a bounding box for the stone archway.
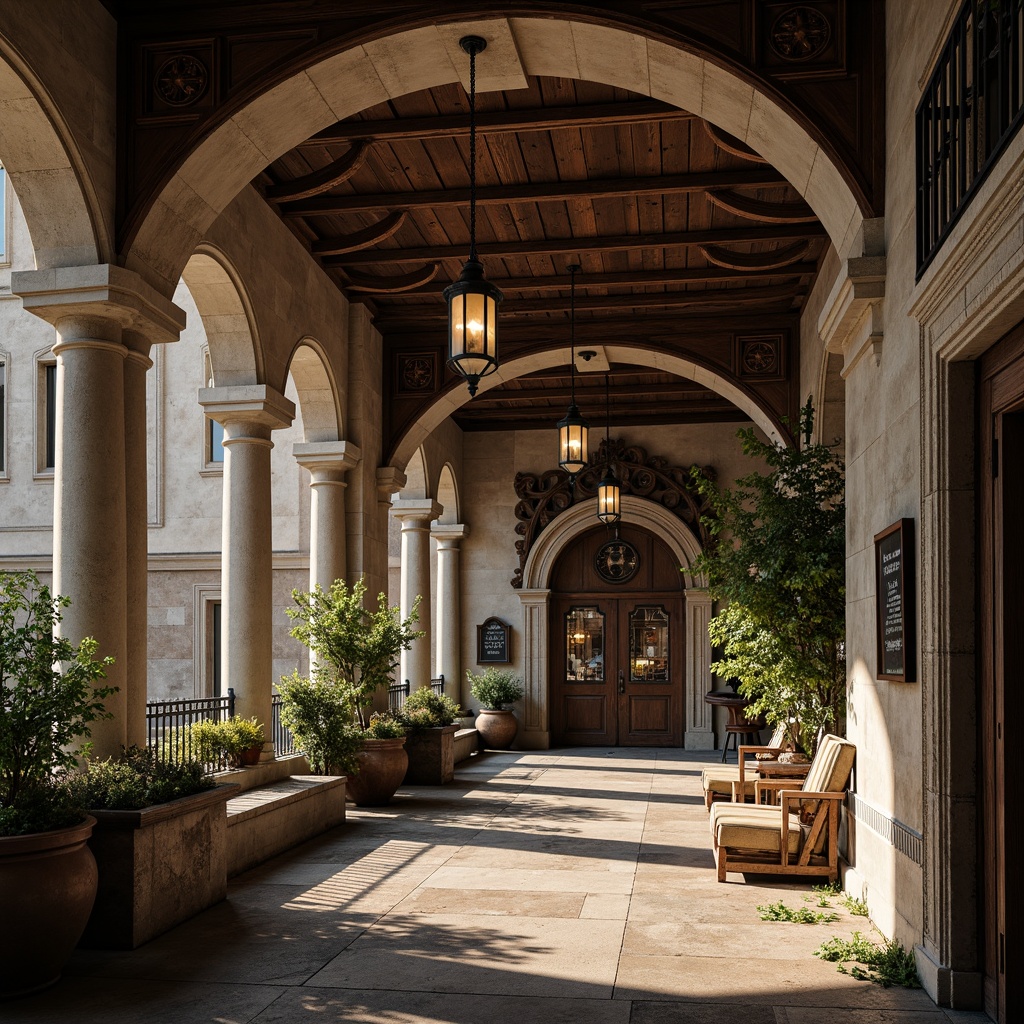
[124,15,866,299]
[516,495,713,750]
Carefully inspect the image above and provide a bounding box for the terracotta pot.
[0,816,98,997]
[239,744,263,766]
[346,737,408,806]
[476,709,519,750]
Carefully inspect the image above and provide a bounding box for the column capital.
[12,264,185,346]
[376,466,408,503]
[293,440,362,479]
[199,385,294,434]
[391,499,443,526]
[431,523,469,547]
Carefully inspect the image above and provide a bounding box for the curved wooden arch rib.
[312,211,408,256]
[703,122,767,163]
[699,240,810,271]
[705,190,817,224]
[342,263,440,293]
[265,142,369,201]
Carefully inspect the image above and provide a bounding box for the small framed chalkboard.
[874,518,916,683]
[477,617,511,664]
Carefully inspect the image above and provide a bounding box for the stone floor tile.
[421,864,636,894]
[392,887,587,918]
[306,913,627,997]
[613,953,937,1009]
[782,1010,949,1023]
[629,1000,778,1023]
[252,987,633,1023]
[582,893,633,919]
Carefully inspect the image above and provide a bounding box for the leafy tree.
[285,577,423,729]
[691,401,845,752]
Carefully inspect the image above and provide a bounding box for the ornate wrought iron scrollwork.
[511,438,715,588]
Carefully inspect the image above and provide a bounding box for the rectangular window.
[211,600,222,698]
[208,417,225,463]
[0,359,6,474]
[44,363,56,470]
[0,165,7,263]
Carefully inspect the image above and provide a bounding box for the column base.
[684,729,716,751]
[914,944,984,1009]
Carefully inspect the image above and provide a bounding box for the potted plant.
[467,668,524,750]
[221,716,266,767]
[0,570,114,996]
[283,577,423,806]
[398,689,463,785]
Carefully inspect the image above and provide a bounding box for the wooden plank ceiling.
[257,75,826,432]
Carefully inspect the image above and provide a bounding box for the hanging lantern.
[557,263,589,477]
[445,36,502,397]
[597,372,621,524]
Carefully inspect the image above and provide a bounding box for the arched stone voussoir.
[285,338,343,444]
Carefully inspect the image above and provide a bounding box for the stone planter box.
[403,725,458,785]
[79,783,239,950]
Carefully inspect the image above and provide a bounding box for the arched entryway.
[549,523,684,747]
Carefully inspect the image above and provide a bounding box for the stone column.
[13,266,184,759]
[293,441,363,592]
[200,386,294,759]
[684,588,715,749]
[517,588,551,749]
[432,524,468,694]
[391,499,441,690]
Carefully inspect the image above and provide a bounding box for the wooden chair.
[701,722,791,809]
[709,734,855,883]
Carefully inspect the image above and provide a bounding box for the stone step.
[225,775,346,877]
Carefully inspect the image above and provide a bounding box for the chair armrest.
[736,745,785,785]
[792,791,846,801]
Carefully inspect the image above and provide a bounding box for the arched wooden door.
[550,524,684,746]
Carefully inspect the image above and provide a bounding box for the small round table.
[703,690,767,762]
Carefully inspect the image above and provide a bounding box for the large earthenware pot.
[0,816,98,997]
[475,709,518,750]
[346,737,408,806]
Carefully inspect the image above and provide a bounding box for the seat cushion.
[701,766,742,788]
[802,735,856,795]
[704,776,756,798]
[710,803,803,854]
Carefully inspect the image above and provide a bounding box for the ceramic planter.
[80,783,238,949]
[346,737,408,806]
[403,725,458,785]
[0,816,98,997]
[476,709,518,750]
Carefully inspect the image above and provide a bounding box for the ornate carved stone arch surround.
[516,495,714,751]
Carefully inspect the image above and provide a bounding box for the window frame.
[33,352,57,479]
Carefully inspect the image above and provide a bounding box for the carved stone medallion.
[155,55,209,106]
[769,6,832,61]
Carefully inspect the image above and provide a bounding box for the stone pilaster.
[684,588,715,749]
[517,588,551,749]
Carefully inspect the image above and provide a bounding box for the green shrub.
[277,670,364,775]
[162,716,266,769]
[467,668,523,710]
[399,688,462,729]
[72,746,214,810]
[365,711,407,739]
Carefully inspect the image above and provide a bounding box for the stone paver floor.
[7,749,991,1023]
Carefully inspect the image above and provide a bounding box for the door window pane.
[629,605,669,682]
[565,606,604,682]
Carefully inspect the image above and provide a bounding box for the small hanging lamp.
[557,263,589,478]
[597,372,621,525]
[444,35,502,397]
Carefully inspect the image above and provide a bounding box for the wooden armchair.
[709,734,855,883]
[701,722,791,809]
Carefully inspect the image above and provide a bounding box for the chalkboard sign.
[874,518,916,683]
[477,617,511,664]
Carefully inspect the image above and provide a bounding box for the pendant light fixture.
[444,35,502,397]
[557,263,589,478]
[597,372,621,525]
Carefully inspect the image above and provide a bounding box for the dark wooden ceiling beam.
[264,142,368,201]
[313,210,407,255]
[381,262,819,296]
[469,382,713,404]
[283,169,790,218]
[453,402,746,426]
[700,240,810,270]
[322,223,826,265]
[301,100,696,146]
[378,284,802,319]
[705,189,817,224]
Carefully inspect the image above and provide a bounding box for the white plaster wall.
[458,421,760,715]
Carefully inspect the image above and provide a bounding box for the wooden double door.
[549,524,684,747]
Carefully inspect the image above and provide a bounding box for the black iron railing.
[389,679,411,709]
[271,694,297,756]
[146,689,234,770]
[430,674,445,695]
[917,0,1024,275]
